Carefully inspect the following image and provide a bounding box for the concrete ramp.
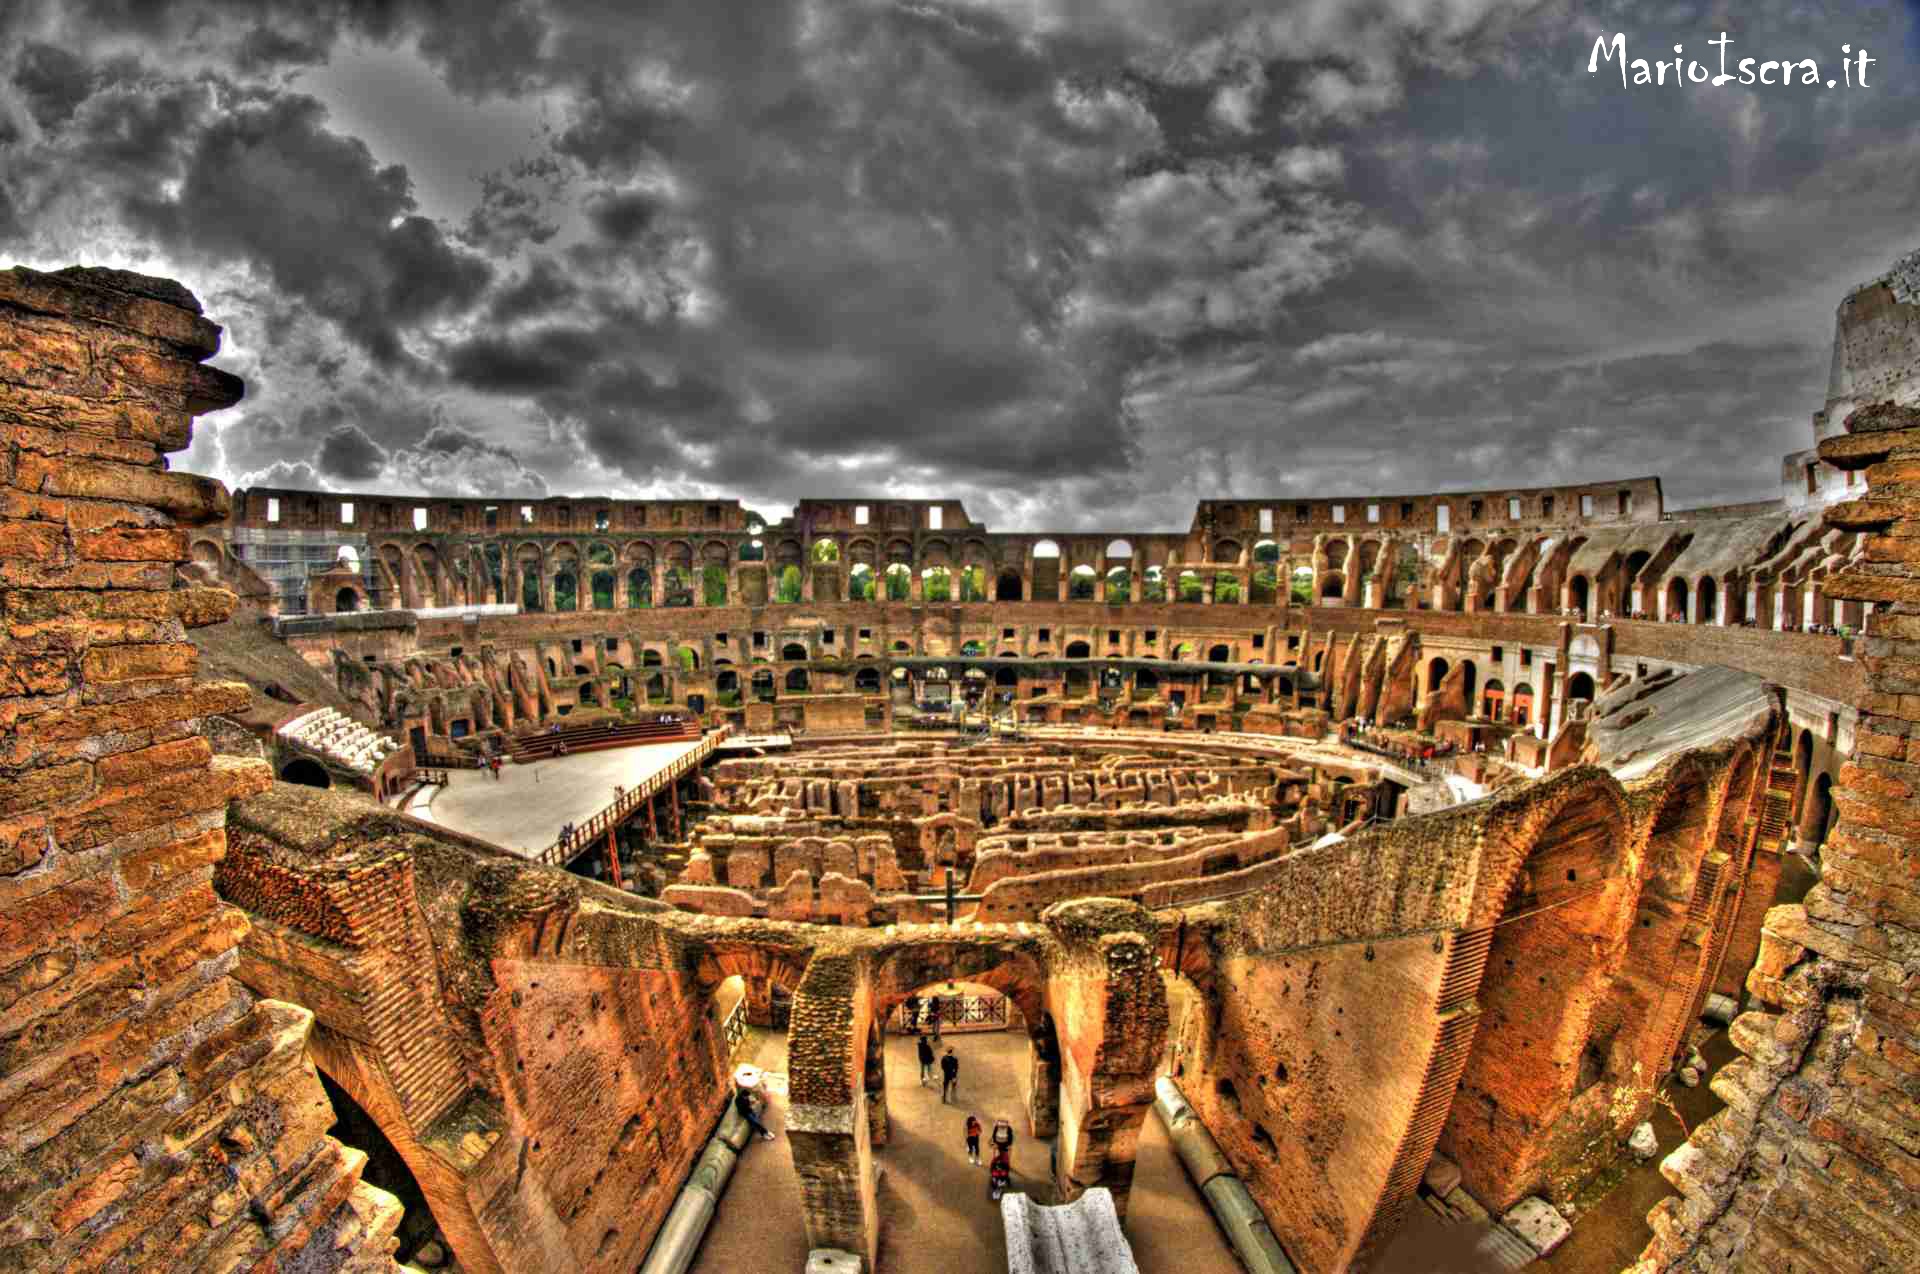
[1000,1188,1140,1274]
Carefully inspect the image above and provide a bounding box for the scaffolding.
[226,528,380,616]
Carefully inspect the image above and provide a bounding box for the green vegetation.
[776,564,803,603]
[702,563,729,606]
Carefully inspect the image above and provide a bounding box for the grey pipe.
[638,1104,752,1274]
[1154,1076,1296,1274]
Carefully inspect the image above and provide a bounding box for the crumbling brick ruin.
[1,267,401,1271]
[4,251,1917,1274]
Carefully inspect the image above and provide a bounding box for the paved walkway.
[691,1028,1239,1274]
[417,737,705,856]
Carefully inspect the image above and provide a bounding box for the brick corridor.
[690,1028,1241,1273]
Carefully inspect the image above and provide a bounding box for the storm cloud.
[3,0,1917,530]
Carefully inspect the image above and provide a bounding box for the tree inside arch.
[776,564,803,603]
[849,564,875,601]
[812,539,841,563]
[702,564,729,606]
[1105,566,1130,602]
[958,564,986,601]
[1290,565,1314,605]
[923,566,952,602]
[885,563,911,600]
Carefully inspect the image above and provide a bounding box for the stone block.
[1500,1196,1571,1257]
[1422,1151,1462,1196]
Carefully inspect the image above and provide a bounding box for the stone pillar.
[1026,1024,1061,1138]
[0,265,400,1271]
[1043,899,1168,1220]
[787,954,879,1270]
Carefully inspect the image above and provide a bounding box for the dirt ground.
[690,1026,1241,1274]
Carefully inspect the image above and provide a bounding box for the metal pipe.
[638,1104,751,1274]
[1153,1076,1296,1274]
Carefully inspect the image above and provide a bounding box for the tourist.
[904,993,921,1033]
[965,1113,982,1165]
[940,1047,960,1103]
[917,1034,935,1086]
[990,1118,1014,1159]
[735,1082,775,1142]
[927,997,943,1042]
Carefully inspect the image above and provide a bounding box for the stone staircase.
[1757,748,1797,848]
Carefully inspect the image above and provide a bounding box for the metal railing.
[540,725,730,867]
[892,993,1010,1034]
[722,995,749,1062]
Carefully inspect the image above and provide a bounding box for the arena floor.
[419,738,706,856]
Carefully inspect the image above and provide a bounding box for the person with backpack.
[940,1046,959,1103]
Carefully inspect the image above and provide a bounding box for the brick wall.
[0,265,399,1271]
[1631,409,1920,1271]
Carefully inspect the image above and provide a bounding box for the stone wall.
[216,784,734,1273]
[0,265,399,1272]
[1632,404,1920,1271]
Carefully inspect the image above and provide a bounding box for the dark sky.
[3,1,1917,530]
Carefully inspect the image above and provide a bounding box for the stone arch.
[1695,575,1717,623]
[1601,757,1727,1095]
[1805,771,1835,846]
[1441,771,1636,1209]
[279,757,331,788]
[871,942,1048,1040]
[996,569,1024,601]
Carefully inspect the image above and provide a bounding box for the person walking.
[734,1083,775,1142]
[917,1034,935,1087]
[964,1114,982,1166]
[903,993,921,1034]
[927,997,943,1043]
[940,1046,959,1104]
